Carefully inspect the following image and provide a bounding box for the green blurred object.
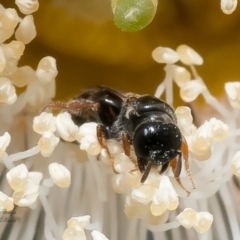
[112,0,158,32]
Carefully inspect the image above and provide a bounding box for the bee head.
[132,122,182,166]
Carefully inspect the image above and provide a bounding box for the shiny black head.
[133,121,182,167]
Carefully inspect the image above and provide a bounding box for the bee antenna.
[140,160,152,183]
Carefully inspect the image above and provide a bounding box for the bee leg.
[170,156,191,196]
[181,137,196,190]
[97,124,119,174]
[43,99,99,115]
[122,132,137,167]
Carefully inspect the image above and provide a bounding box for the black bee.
[45,86,195,194]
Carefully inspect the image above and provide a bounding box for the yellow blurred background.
[3,0,240,104]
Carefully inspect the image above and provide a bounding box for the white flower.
[177,44,203,65]
[15,0,39,14]
[0,191,14,211]
[15,15,37,44]
[56,112,78,142]
[36,56,58,84]
[0,132,11,157]
[33,112,56,134]
[0,77,17,104]
[152,47,179,64]
[48,163,71,188]
[38,131,59,157]
[6,163,29,191]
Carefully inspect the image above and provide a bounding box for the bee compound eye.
[133,122,182,165]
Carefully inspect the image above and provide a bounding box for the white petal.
[6,163,29,191]
[36,56,58,84]
[152,47,179,64]
[177,45,203,65]
[33,112,56,134]
[15,15,36,44]
[38,131,59,157]
[48,163,71,188]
